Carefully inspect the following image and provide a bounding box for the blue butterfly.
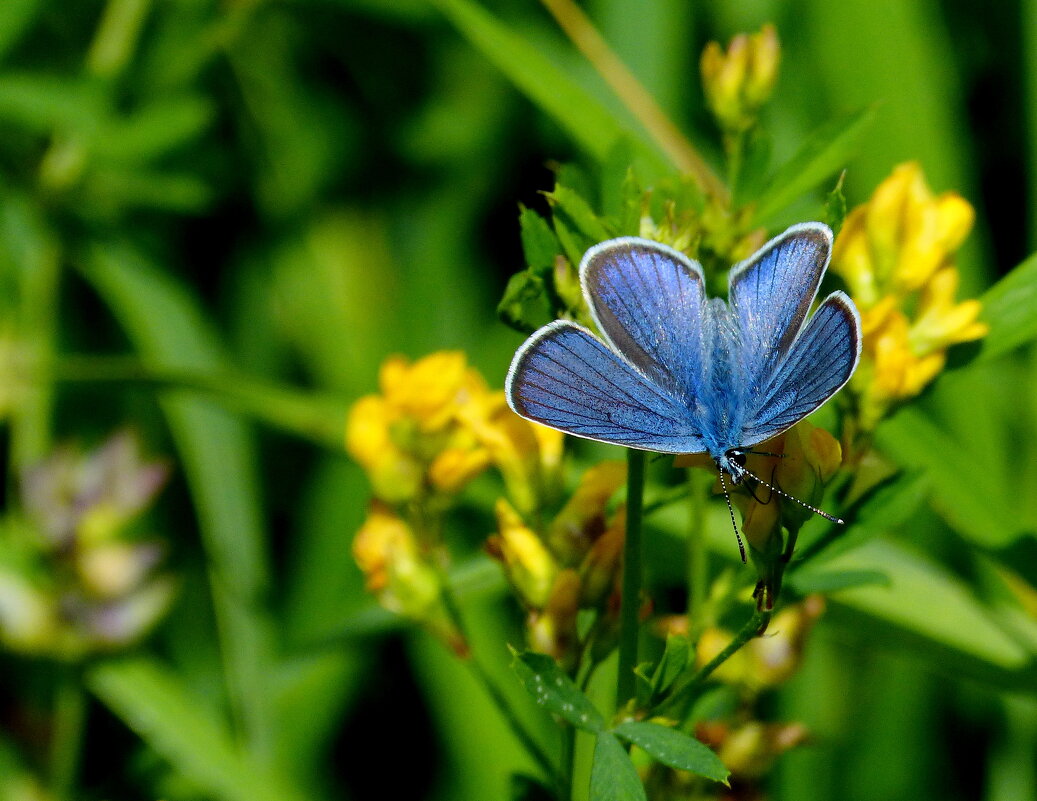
[505,223,862,555]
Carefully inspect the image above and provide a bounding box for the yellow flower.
[832,162,988,428]
[701,24,780,134]
[352,501,465,653]
[459,391,564,516]
[346,352,496,502]
[378,351,472,433]
[578,506,624,608]
[833,162,974,306]
[547,460,626,565]
[697,720,809,780]
[528,569,581,669]
[488,498,559,608]
[910,266,989,353]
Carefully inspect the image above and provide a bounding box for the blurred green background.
[0,1,1036,800]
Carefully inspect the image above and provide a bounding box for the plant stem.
[49,666,87,801]
[656,607,772,720]
[439,575,563,790]
[52,356,349,450]
[686,470,709,634]
[539,0,729,205]
[560,723,576,801]
[466,653,564,790]
[616,449,646,707]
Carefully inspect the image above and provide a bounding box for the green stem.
[49,666,87,801]
[52,356,349,450]
[439,575,563,790]
[686,470,709,635]
[560,723,576,801]
[616,449,646,707]
[656,607,772,720]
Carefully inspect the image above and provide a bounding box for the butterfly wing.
[506,321,705,453]
[740,291,862,444]
[728,223,833,386]
[580,237,707,403]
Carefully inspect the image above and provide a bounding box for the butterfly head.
[715,449,749,483]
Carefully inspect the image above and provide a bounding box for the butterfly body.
[505,224,862,486]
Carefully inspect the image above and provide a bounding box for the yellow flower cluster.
[831,163,988,430]
[347,351,565,649]
[488,461,627,669]
[700,24,780,134]
[347,351,562,510]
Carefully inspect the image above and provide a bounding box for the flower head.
[352,501,465,654]
[831,163,988,428]
[701,24,780,134]
[347,351,493,503]
[0,431,173,659]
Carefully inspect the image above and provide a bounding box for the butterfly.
[505,223,862,558]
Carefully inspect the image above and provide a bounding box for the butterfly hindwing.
[506,321,705,454]
[740,291,862,444]
[581,238,706,402]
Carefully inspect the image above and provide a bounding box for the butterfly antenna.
[740,467,845,524]
[718,470,747,563]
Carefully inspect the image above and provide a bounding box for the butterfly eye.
[727,449,748,468]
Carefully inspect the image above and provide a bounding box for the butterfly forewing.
[506,321,706,454]
[740,291,862,443]
[581,238,707,403]
[729,224,831,394]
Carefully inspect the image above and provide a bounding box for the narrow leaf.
[519,206,561,272]
[877,409,1021,547]
[511,650,605,732]
[614,720,730,783]
[751,106,877,225]
[497,269,550,334]
[590,732,647,801]
[788,567,891,595]
[432,0,667,169]
[88,658,308,801]
[547,185,612,244]
[975,251,1037,362]
[649,634,691,698]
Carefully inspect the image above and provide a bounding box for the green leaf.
[88,658,308,801]
[0,0,42,62]
[510,650,605,732]
[649,634,691,699]
[788,567,891,595]
[0,72,105,134]
[519,206,561,272]
[547,185,612,245]
[590,732,647,801]
[510,773,556,801]
[80,242,276,751]
[94,96,214,164]
[751,106,877,225]
[613,721,730,783]
[432,0,668,169]
[877,409,1021,546]
[824,170,848,235]
[975,251,1037,362]
[497,269,550,334]
[820,538,1033,676]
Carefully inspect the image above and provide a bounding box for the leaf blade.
[511,650,605,732]
[590,732,647,801]
[613,720,729,783]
